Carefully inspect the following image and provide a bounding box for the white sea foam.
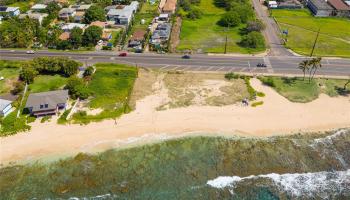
[207,169,350,198]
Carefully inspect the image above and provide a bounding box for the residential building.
[19,13,48,25]
[0,6,20,17]
[268,1,278,8]
[61,23,86,31]
[151,23,171,45]
[129,29,146,47]
[278,0,303,9]
[31,4,47,12]
[74,11,85,23]
[90,21,107,29]
[59,8,76,20]
[161,0,177,14]
[69,4,91,12]
[307,0,334,17]
[59,32,70,40]
[327,0,350,16]
[0,99,13,117]
[25,90,69,117]
[107,1,139,25]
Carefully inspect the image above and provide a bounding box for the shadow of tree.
[335,86,350,96]
[281,77,298,85]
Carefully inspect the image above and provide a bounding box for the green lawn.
[72,63,138,124]
[29,75,68,93]
[177,0,263,53]
[272,9,350,57]
[259,76,350,102]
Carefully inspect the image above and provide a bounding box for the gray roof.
[25,90,68,112]
[309,0,333,10]
[0,99,12,111]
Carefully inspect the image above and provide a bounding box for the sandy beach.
[1,78,350,165]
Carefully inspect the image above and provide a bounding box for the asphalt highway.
[0,50,350,76]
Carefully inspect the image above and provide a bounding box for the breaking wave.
[207,169,350,198]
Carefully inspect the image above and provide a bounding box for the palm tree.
[311,57,322,80]
[298,60,310,81]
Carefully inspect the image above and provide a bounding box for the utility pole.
[224,35,228,54]
[310,28,320,57]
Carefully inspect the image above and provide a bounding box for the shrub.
[0,112,31,136]
[244,77,256,100]
[102,46,112,50]
[256,92,265,97]
[239,31,265,48]
[11,81,25,95]
[57,108,71,124]
[83,66,94,77]
[218,12,241,27]
[64,77,91,99]
[186,7,203,19]
[251,101,264,107]
[224,72,239,80]
[261,77,276,87]
[246,20,265,32]
[19,65,38,84]
[40,116,51,123]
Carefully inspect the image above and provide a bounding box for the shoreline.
[1,78,350,166]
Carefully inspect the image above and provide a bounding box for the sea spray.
[207,169,350,199]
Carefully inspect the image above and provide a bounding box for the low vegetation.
[259,76,350,102]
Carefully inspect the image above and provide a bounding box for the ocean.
[0,129,349,200]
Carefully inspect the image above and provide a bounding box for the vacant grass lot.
[72,63,137,123]
[259,76,350,102]
[177,0,263,53]
[272,9,350,57]
[0,60,22,95]
[29,75,68,93]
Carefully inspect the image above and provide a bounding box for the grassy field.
[177,0,263,53]
[29,75,68,93]
[72,63,137,124]
[0,60,22,95]
[272,9,350,57]
[259,76,350,102]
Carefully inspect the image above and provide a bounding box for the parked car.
[257,63,267,68]
[118,52,128,57]
[182,54,191,59]
[26,50,35,54]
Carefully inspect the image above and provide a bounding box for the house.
[69,4,91,12]
[0,6,20,17]
[129,29,146,47]
[0,99,13,117]
[278,0,303,9]
[74,11,85,23]
[19,13,48,25]
[107,1,139,25]
[59,8,76,20]
[327,0,350,16]
[307,0,334,17]
[59,32,70,40]
[25,90,69,117]
[31,4,47,12]
[268,1,278,8]
[61,23,86,32]
[158,13,169,22]
[151,23,171,45]
[162,0,177,14]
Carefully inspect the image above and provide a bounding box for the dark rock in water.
[0,129,349,199]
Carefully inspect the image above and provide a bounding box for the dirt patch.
[169,17,182,53]
[129,68,159,109]
[157,72,250,109]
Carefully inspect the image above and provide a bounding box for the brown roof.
[90,21,107,28]
[59,32,70,41]
[163,0,177,12]
[130,30,146,41]
[328,0,350,10]
[102,30,112,39]
[75,11,85,16]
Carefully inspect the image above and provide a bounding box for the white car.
[26,50,35,54]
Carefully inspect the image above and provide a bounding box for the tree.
[309,57,322,82]
[46,2,61,14]
[344,78,350,90]
[186,7,203,19]
[229,3,254,23]
[64,77,91,99]
[298,60,310,81]
[83,66,94,77]
[84,5,106,24]
[218,11,241,27]
[19,64,38,84]
[69,27,83,49]
[246,20,265,32]
[239,31,265,48]
[46,26,63,48]
[83,25,103,46]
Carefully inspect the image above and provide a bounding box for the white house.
[31,4,47,12]
[61,23,86,31]
[0,99,13,117]
[59,8,76,20]
[107,1,139,25]
[0,6,20,17]
[268,1,278,8]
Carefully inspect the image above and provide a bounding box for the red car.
[118,52,127,57]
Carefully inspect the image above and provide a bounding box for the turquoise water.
[0,129,349,199]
